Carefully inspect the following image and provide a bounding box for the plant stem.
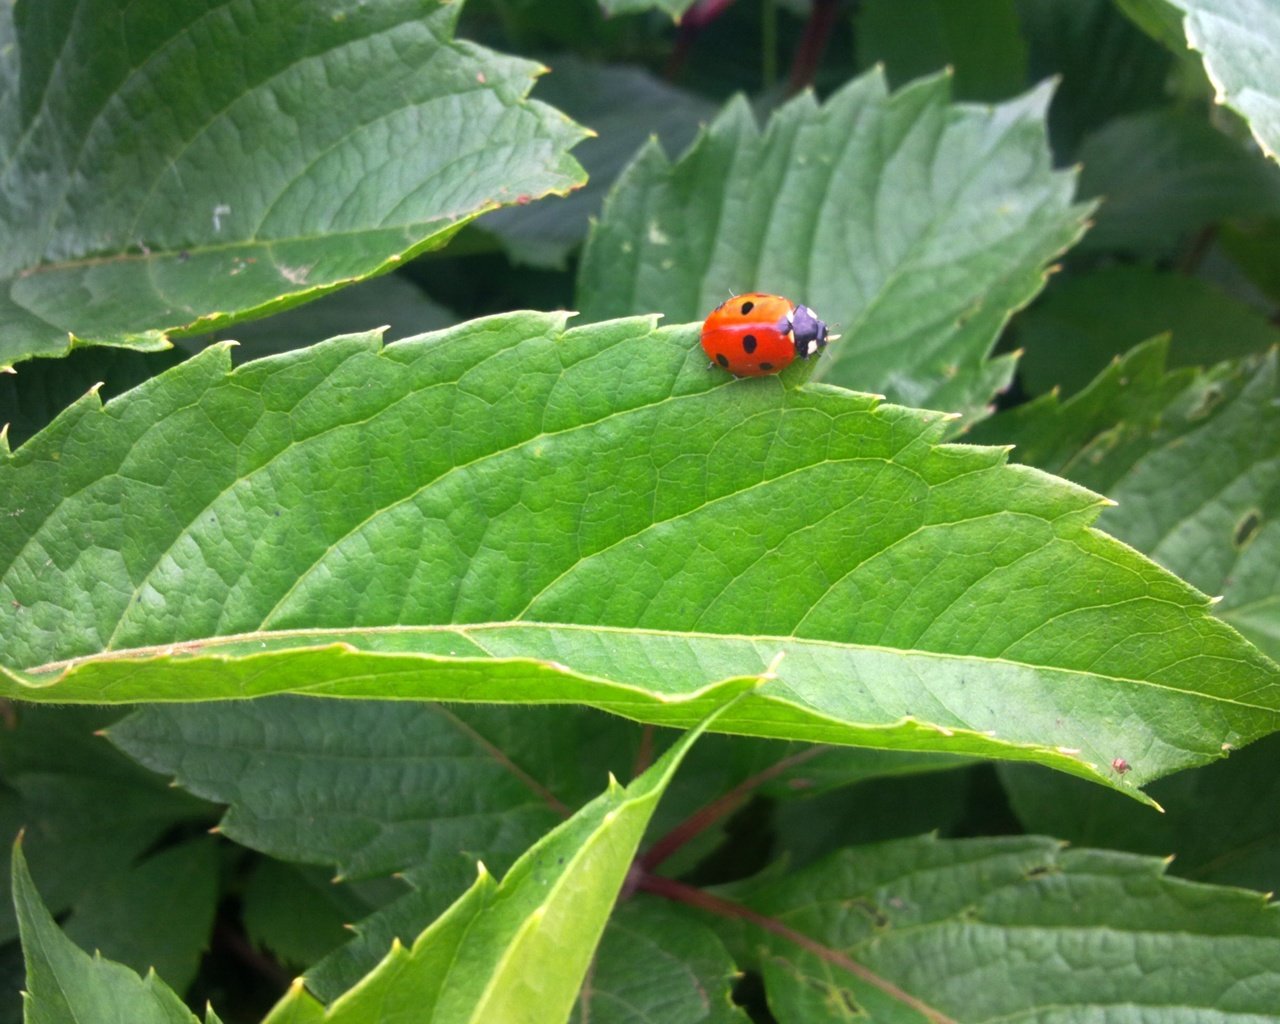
[639,745,828,871]
[787,0,842,95]
[636,873,959,1024]
[762,0,778,89]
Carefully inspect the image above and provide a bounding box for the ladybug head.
[789,304,830,358]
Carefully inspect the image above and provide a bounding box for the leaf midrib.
[22,621,1280,713]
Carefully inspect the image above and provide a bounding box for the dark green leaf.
[242,860,386,972]
[1018,0,1175,154]
[1013,266,1280,397]
[2,315,1277,795]
[1159,0,1280,161]
[577,70,1090,422]
[723,835,1280,1022]
[481,57,716,268]
[201,274,457,362]
[0,0,586,368]
[12,842,206,1024]
[266,698,738,1023]
[1001,729,1280,894]
[856,0,1028,102]
[109,699,628,882]
[0,706,214,944]
[1077,109,1280,255]
[570,900,749,1024]
[63,837,220,995]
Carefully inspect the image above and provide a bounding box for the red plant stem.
[639,745,828,871]
[632,724,656,777]
[788,0,842,95]
[636,873,959,1024]
[683,0,740,28]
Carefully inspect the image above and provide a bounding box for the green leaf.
[576,69,1090,422]
[722,834,1280,1022]
[62,837,220,996]
[1011,265,1280,397]
[991,343,1280,662]
[855,0,1028,102]
[109,699,628,882]
[1076,108,1280,255]
[242,860,387,972]
[1159,0,1280,162]
[570,900,749,1024]
[1001,730,1280,894]
[268,696,738,1024]
[2,314,1278,795]
[12,841,207,1024]
[480,57,716,268]
[201,274,458,362]
[0,0,587,369]
[0,706,215,944]
[598,0,695,18]
[1020,0,1177,154]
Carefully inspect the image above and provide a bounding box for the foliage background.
[1,0,1279,1021]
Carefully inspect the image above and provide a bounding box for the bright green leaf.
[12,841,208,1024]
[570,900,749,1024]
[0,0,586,369]
[722,834,1280,1022]
[1159,0,1280,162]
[576,69,1090,422]
[269,696,738,1024]
[2,314,1278,795]
[1011,266,1280,396]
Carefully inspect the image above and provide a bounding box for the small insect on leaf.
[700,292,832,377]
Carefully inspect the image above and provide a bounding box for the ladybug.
[700,292,833,377]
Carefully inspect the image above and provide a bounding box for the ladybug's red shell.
[700,292,830,377]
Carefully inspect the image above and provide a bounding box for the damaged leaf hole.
[1233,509,1262,549]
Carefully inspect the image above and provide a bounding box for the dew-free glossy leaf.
[577,68,1090,421]
[2,314,1278,796]
[0,0,586,368]
[722,834,1280,1022]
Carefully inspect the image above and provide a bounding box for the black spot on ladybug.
[741,300,754,314]
[759,362,773,371]
[716,354,729,368]
[743,334,757,354]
